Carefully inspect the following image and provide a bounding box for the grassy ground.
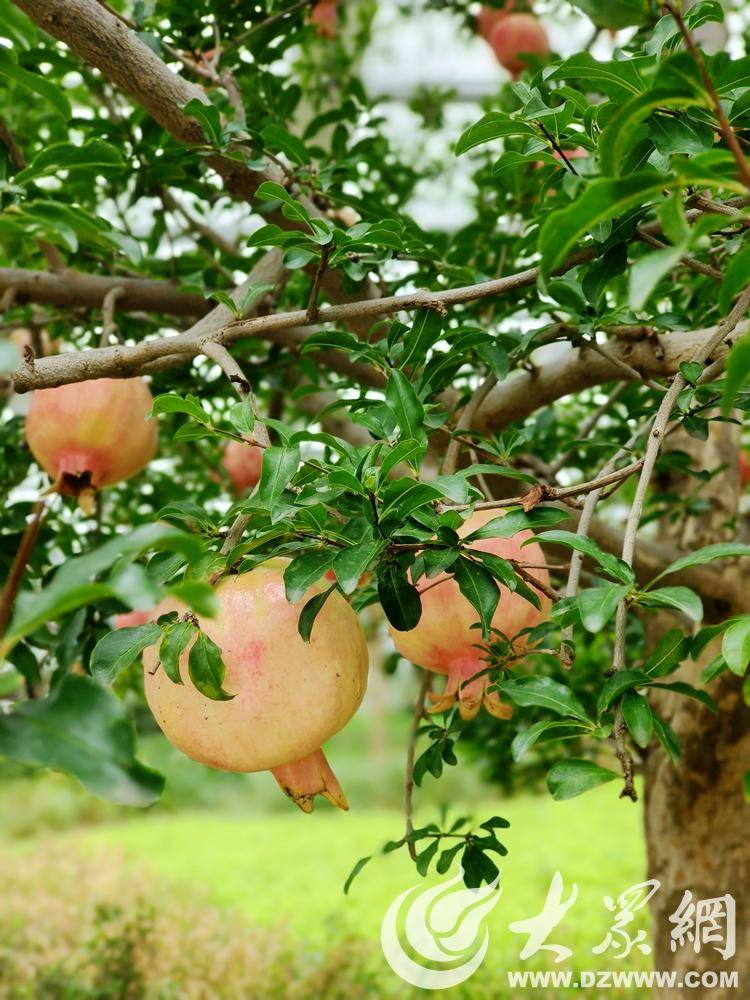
[0,708,652,996]
[69,784,649,986]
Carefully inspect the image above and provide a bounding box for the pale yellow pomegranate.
[25,378,157,497]
[388,509,550,720]
[143,559,369,812]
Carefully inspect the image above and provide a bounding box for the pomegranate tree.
[221,438,263,493]
[489,11,550,78]
[25,377,157,500]
[388,509,550,719]
[143,559,368,812]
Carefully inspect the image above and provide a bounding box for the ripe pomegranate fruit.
[387,509,550,720]
[25,378,157,502]
[115,609,154,629]
[740,451,750,490]
[221,438,263,493]
[489,12,550,78]
[310,0,339,37]
[477,2,515,41]
[143,559,368,812]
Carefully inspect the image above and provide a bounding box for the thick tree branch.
[475,320,750,433]
[0,267,209,318]
[5,249,606,392]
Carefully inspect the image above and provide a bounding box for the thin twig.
[548,382,629,478]
[223,0,317,53]
[443,374,498,476]
[100,286,125,347]
[664,1,750,191]
[0,499,48,644]
[306,244,331,323]
[636,227,723,281]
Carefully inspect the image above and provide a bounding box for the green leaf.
[332,539,382,595]
[298,584,335,642]
[159,619,197,685]
[597,670,652,713]
[539,173,665,278]
[578,584,631,632]
[638,586,703,622]
[455,112,536,155]
[502,676,592,723]
[378,439,425,481]
[650,681,717,713]
[385,370,424,441]
[547,759,618,800]
[257,446,300,510]
[722,334,750,415]
[652,713,681,763]
[465,507,569,540]
[90,624,162,684]
[600,89,705,177]
[0,675,163,806]
[621,690,653,748]
[168,580,219,618]
[150,392,210,424]
[399,308,444,369]
[343,855,371,895]
[721,617,750,676]
[260,123,310,166]
[534,531,634,583]
[378,559,422,632]
[284,550,334,603]
[255,180,313,229]
[183,97,223,145]
[629,244,686,311]
[15,139,124,184]
[0,46,71,118]
[188,631,233,701]
[643,628,689,677]
[452,557,499,641]
[719,242,750,313]
[653,542,750,581]
[6,524,201,651]
[511,719,590,760]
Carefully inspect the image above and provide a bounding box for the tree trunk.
[644,421,750,996]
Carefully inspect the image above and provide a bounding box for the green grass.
[71,784,649,976]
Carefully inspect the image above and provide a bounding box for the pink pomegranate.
[143,559,369,812]
[489,12,550,78]
[310,0,339,37]
[115,609,154,629]
[477,2,515,40]
[387,509,550,720]
[221,438,263,493]
[740,451,750,490]
[25,378,157,498]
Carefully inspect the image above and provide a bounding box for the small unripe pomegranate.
[388,509,550,720]
[310,0,339,37]
[740,451,750,490]
[221,438,263,493]
[489,12,550,78]
[143,559,369,812]
[477,2,515,40]
[25,378,157,501]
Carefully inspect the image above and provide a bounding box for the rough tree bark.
[644,422,750,997]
